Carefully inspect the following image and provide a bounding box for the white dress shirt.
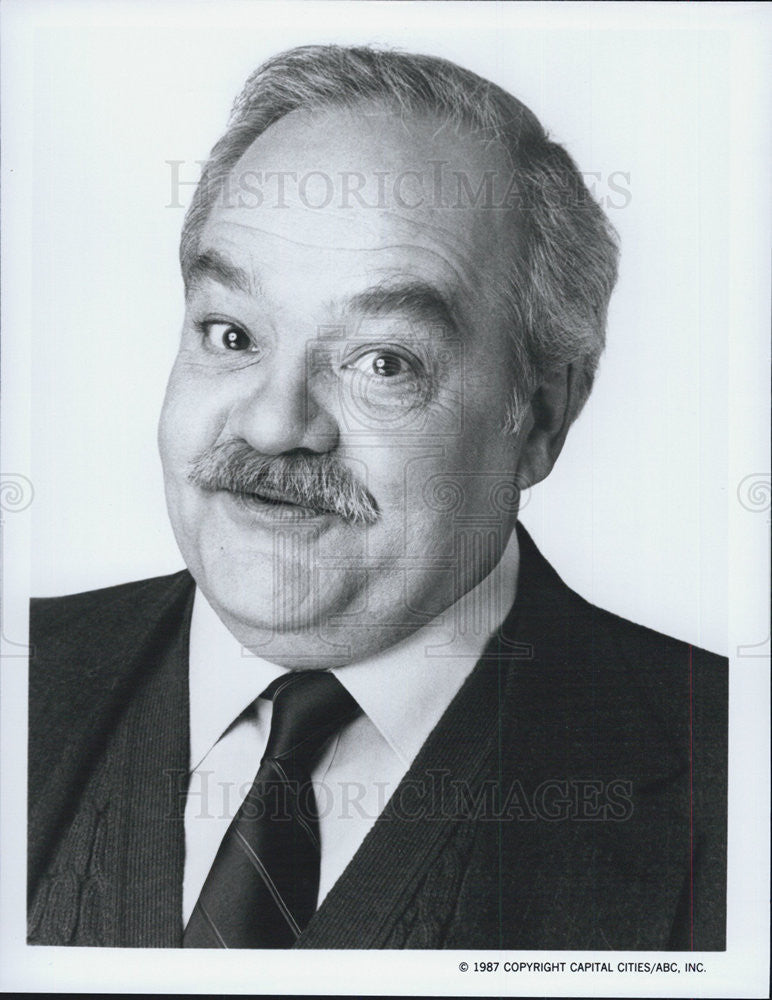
[183,529,520,925]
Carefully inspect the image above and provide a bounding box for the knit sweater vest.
[28,592,191,946]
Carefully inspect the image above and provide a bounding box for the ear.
[514,363,583,489]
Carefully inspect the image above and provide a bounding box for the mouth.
[227,487,335,522]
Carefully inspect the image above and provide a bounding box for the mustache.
[188,441,380,526]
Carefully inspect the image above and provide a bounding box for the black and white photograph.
[1,1,769,996]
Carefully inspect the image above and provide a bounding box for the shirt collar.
[187,596,287,771]
[188,527,519,771]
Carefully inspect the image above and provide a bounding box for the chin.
[216,595,353,668]
[203,565,326,630]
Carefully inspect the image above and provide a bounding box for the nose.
[228,360,339,456]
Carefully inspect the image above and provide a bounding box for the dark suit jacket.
[28,524,727,948]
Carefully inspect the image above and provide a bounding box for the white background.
[1,1,769,997]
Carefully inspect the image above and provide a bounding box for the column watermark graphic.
[0,473,34,657]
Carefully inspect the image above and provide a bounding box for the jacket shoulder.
[31,571,190,630]
[28,571,195,804]
[512,523,727,771]
[583,597,726,669]
[515,522,726,676]
[30,571,193,658]
[29,571,194,751]
[546,574,727,735]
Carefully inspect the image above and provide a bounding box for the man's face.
[159,105,531,665]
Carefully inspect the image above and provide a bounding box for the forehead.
[196,105,519,319]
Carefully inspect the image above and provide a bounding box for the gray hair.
[180,44,619,430]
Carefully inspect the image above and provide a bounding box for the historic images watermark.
[166,160,632,212]
[168,768,634,824]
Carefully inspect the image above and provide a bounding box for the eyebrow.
[184,250,255,295]
[185,249,461,335]
[343,281,461,335]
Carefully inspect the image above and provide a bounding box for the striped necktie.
[183,670,360,948]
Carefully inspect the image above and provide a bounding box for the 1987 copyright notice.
[458,961,707,974]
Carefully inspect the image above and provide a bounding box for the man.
[28,44,727,949]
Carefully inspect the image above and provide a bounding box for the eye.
[202,321,257,352]
[345,350,413,379]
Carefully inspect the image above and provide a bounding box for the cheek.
[158,363,225,472]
